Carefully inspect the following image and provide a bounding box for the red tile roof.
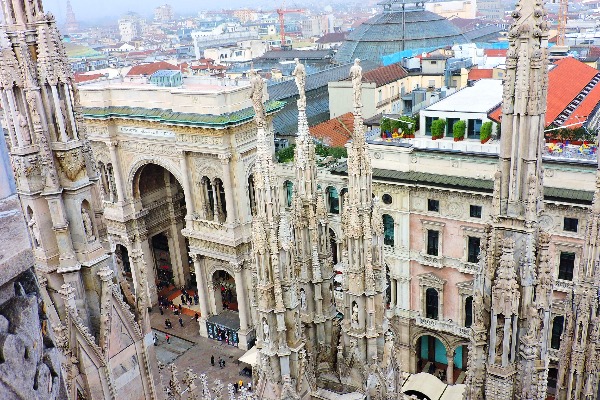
[356,63,408,88]
[564,83,600,126]
[488,57,600,126]
[74,73,104,83]
[309,112,354,147]
[484,49,507,57]
[126,61,178,76]
[468,68,493,80]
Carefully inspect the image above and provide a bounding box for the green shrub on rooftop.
[431,118,446,139]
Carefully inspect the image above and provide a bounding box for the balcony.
[554,279,574,292]
[418,252,444,268]
[415,316,471,339]
[457,261,481,275]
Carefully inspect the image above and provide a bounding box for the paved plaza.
[149,306,252,393]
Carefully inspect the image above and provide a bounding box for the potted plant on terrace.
[480,121,492,144]
[453,120,466,142]
[431,118,446,140]
[380,118,391,139]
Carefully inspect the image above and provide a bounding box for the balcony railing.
[415,316,472,339]
[554,279,574,292]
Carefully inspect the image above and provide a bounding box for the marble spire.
[463,0,552,398]
[556,144,600,399]
[338,58,388,390]
[249,69,304,399]
[290,58,336,381]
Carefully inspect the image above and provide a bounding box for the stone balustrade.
[415,315,472,339]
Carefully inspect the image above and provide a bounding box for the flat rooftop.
[424,79,503,113]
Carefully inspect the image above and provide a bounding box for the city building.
[118,13,145,43]
[425,0,476,19]
[192,23,259,60]
[154,4,174,22]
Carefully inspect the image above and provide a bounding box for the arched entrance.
[212,270,238,312]
[206,269,241,347]
[131,162,190,304]
[415,335,468,385]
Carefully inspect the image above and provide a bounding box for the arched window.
[426,288,439,320]
[551,316,565,350]
[284,180,293,207]
[385,265,392,308]
[383,214,394,246]
[465,296,473,328]
[327,186,339,214]
[248,174,256,216]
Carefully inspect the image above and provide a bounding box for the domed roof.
[334,7,469,65]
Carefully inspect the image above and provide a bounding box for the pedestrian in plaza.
[238,379,243,389]
[194,292,199,305]
[211,355,215,367]
[166,333,170,344]
[181,294,185,304]
[233,382,238,392]
[153,333,157,346]
[179,316,183,327]
[178,304,182,312]
[247,381,251,391]
[159,305,164,315]
[194,312,199,322]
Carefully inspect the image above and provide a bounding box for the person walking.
[166,333,170,344]
[211,355,215,366]
[238,379,243,390]
[179,316,184,327]
[247,381,251,392]
[159,305,164,315]
[233,382,238,393]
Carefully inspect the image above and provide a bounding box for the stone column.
[165,229,184,287]
[1,92,18,148]
[211,179,219,223]
[193,255,210,337]
[108,141,126,202]
[64,85,79,140]
[446,349,454,384]
[180,152,195,218]
[233,261,250,350]
[390,278,397,309]
[219,153,237,224]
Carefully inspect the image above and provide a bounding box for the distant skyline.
[42,0,354,25]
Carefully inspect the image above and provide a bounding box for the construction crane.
[556,0,568,46]
[276,8,305,49]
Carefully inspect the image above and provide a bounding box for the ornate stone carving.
[55,148,85,181]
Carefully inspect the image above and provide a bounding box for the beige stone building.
[79,75,284,350]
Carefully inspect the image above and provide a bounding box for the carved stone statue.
[263,318,270,343]
[299,288,307,311]
[81,207,95,242]
[351,301,359,328]
[249,70,265,128]
[349,58,363,109]
[28,214,41,247]
[292,58,306,110]
[15,110,31,145]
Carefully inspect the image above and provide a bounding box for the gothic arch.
[127,156,183,200]
[195,161,220,182]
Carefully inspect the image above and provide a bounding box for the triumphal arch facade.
[79,76,284,349]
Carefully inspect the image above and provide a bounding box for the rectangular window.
[467,236,481,263]
[428,199,439,212]
[558,252,575,281]
[467,119,483,139]
[430,60,437,65]
[425,117,436,136]
[563,217,579,233]
[470,205,482,218]
[447,117,460,135]
[427,230,439,256]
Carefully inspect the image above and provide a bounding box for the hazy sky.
[42,0,315,24]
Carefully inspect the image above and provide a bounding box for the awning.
[440,384,466,400]
[401,372,447,400]
[238,346,259,366]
